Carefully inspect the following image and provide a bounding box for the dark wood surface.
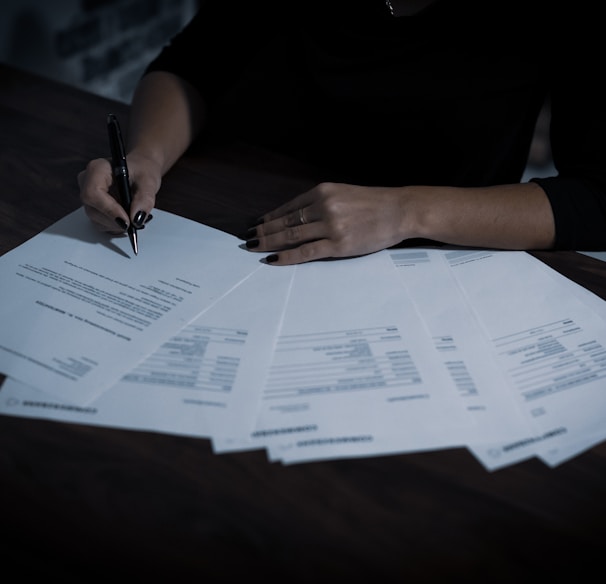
[1,62,606,582]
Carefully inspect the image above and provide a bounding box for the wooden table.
[1,63,605,582]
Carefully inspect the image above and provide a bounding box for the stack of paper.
[1,208,605,471]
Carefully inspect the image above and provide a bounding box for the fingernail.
[145,213,153,224]
[115,217,128,230]
[245,227,257,239]
[265,254,279,263]
[248,217,264,227]
[246,238,260,249]
[133,210,147,228]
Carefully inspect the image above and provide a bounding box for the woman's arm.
[78,71,205,232]
[127,70,205,177]
[246,180,556,265]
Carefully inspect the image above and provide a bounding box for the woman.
[78,0,606,265]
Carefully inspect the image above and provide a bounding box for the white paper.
[3,208,606,471]
[387,248,532,440]
[216,251,474,463]
[0,264,294,438]
[270,248,537,465]
[446,250,606,470]
[0,207,260,404]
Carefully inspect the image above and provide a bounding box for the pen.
[107,113,138,255]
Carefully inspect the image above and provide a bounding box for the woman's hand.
[78,152,160,233]
[245,182,410,265]
[245,180,557,264]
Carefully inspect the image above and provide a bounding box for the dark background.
[0,0,553,177]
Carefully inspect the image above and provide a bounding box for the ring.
[298,208,307,225]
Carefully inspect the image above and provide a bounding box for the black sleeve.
[532,5,606,250]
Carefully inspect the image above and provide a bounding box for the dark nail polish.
[245,227,257,239]
[115,217,128,230]
[248,217,264,228]
[246,238,260,249]
[265,254,279,263]
[145,213,153,224]
[133,210,147,228]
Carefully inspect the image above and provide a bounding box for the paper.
[0,264,294,438]
[268,248,535,465]
[0,207,260,405]
[2,205,606,471]
[215,251,475,463]
[388,248,532,439]
[445,250,606,470]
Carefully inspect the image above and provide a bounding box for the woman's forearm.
[402,181,556,250]
[127,71,206,176]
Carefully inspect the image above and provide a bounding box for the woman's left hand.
[244,182,410,265]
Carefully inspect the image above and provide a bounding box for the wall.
[0,0,198,103]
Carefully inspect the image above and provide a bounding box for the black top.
[145,0,606,249]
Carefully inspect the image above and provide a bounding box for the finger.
[79,158,159,230]
[256,188,318,224]
[78,160,129,229]
[81,190,129,232]
[281,206,311,228]
[247,217,324,252]
[84,204,127,233]
[128,167,159,224]
[257,204,315,238]
[263,239,336,266]
[296,206,309,226]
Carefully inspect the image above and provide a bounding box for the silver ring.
[298,208,307,225]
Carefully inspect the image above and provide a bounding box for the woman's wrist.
[127,149,165,180]
[396,185,430,241]
[396,183,556,249]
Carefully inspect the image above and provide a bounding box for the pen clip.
[107,113,127,170]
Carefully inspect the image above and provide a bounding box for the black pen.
[107,113,138,255]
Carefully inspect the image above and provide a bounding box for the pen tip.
[128,227,138,256]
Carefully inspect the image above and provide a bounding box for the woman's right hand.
[77,152,161,234]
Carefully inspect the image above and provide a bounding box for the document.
[2,206,605,471]
[0,264,294,438]
[445,250,606,470]
[528,261,606,467]
[268,248,535,465]
[0,207,260,405]
[539,423,606,467]
[387,247,532,440]
[216,251,475,463]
